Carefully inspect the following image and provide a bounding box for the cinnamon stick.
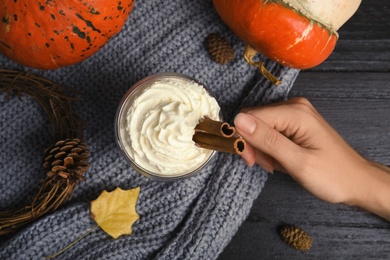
[193,132,246,154]
[193,117,246,154]
[195,117,236,138]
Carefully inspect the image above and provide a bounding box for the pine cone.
[43,138,90,182]
[279,225,313,251]
[206,33,234,64]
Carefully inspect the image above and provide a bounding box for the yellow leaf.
[90,187,140,239]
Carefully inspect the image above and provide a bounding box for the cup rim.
[114,72,220,181]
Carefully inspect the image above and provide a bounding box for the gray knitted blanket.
[0,0,299,259]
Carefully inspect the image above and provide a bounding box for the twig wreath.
[0,68,90,235]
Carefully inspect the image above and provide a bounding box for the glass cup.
[115,72,221,181]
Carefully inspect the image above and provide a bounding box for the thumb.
[234,112,304,173]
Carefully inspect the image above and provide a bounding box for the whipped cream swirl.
[120,77,220,176]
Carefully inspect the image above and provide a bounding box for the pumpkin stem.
[244,45,282,85]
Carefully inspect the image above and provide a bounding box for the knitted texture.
[0,1,299,259]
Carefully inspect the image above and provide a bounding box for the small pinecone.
[43,138,90,181]
[206,33,234,64]
[279,225,313,251]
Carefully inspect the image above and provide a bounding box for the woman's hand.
[234,97,390,220]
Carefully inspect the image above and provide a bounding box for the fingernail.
[234,113,257,135]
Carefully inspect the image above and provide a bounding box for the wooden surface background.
[219,1,390,259]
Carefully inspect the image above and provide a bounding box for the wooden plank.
[313,40,390,72]
[220,2,390,259]
[219,0,390,260]
[219,71,390,259]
[219,173,390,259]
[337,2,390,41]
[291,72,390,165]
[311,1,390,72]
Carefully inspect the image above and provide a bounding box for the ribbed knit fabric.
[0,1,299,259]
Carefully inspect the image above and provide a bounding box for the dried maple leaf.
[90,187,140,239]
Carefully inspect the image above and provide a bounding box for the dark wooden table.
[219,1,390,259]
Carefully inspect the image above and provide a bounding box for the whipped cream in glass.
[115,73,221,180]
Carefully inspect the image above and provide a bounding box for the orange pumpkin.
[213,0,361,69]
[0,0,134,70]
